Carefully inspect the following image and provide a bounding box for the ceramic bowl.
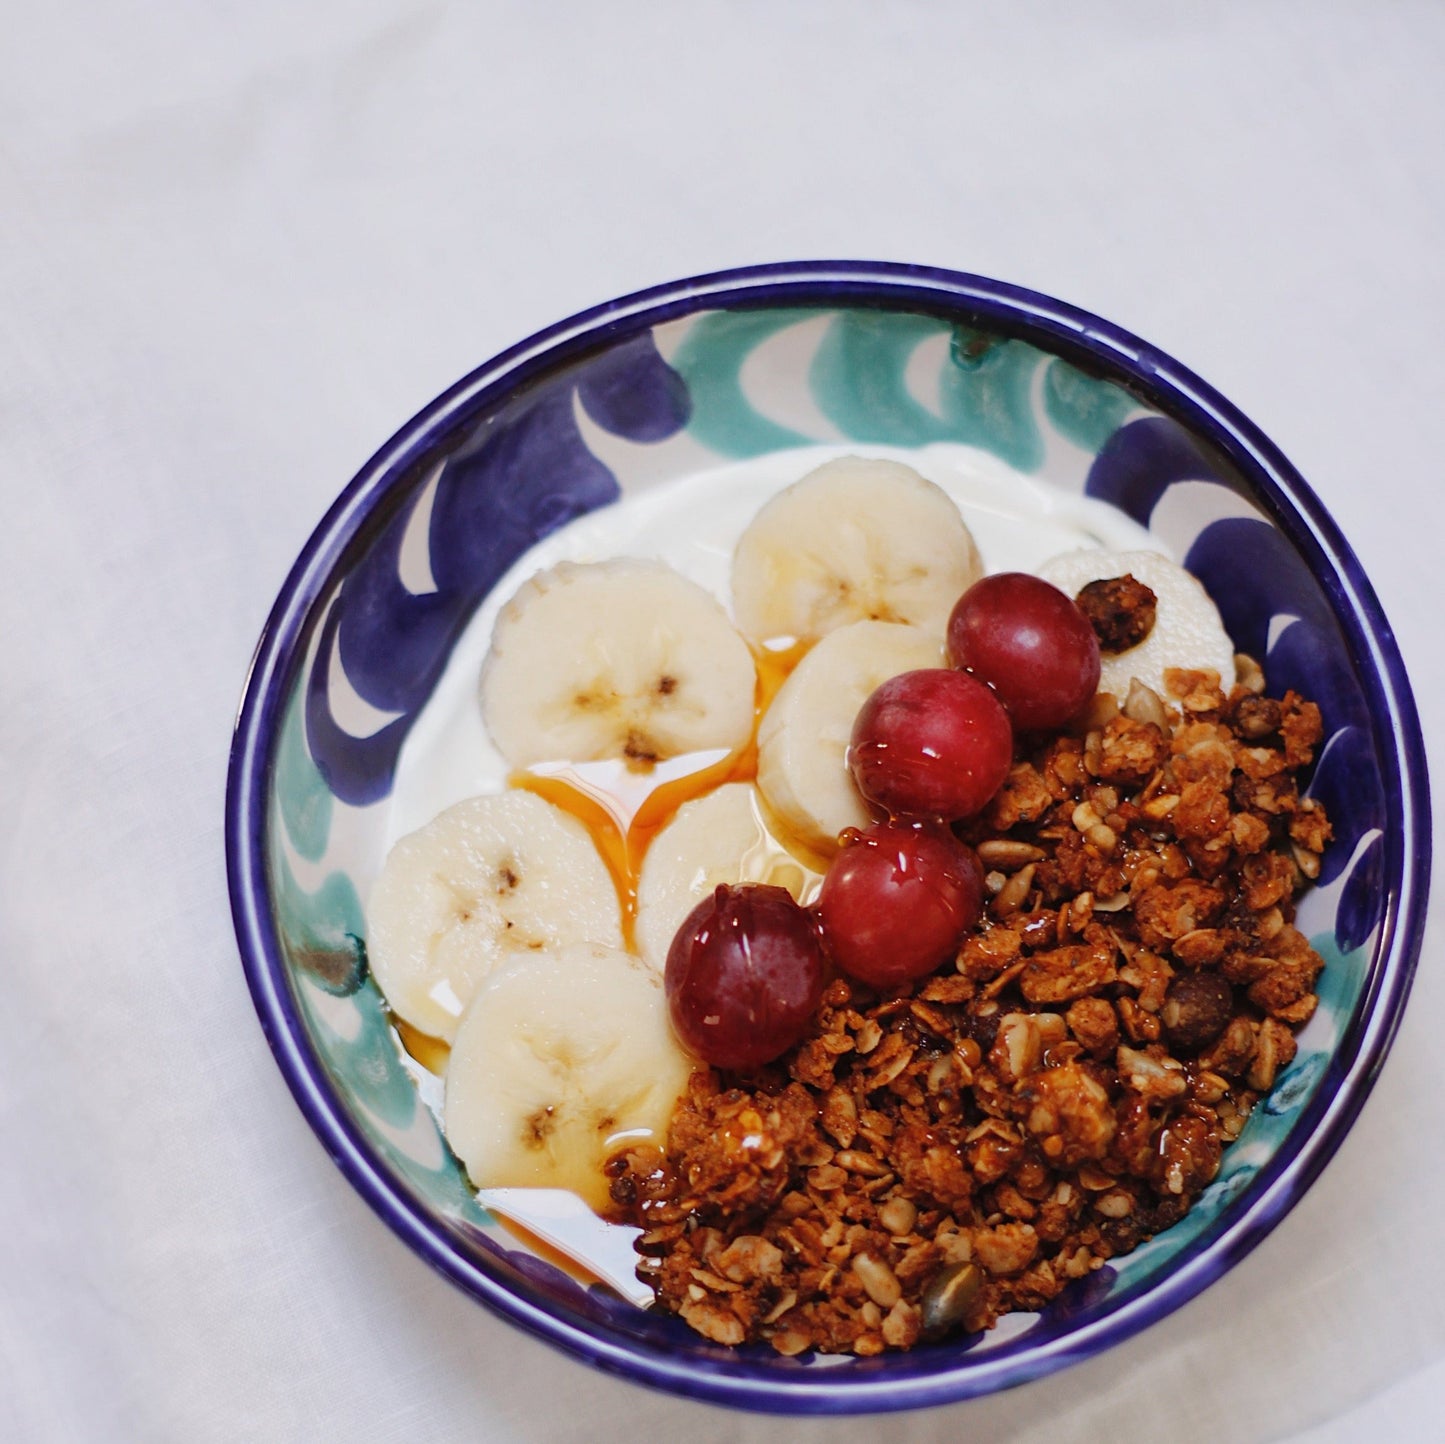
[226,262,1428,1413]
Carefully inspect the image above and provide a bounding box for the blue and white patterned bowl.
[226,262,1429,1413]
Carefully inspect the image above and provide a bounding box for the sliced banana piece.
[481,558,757,770]
[1036,548,1237,703]
[634,782,822,972]
[731,455,984,645]
[366,791,622,1043]
[756,620,945,859]
[444,941,694,1211]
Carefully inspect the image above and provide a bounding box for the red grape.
[817,822,983,987]
[946,573,1101,731]
[665,883,827,1070]
[848,668,1013,820]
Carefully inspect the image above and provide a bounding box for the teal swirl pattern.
[269,688,491,1228]
[670,306,1138,469]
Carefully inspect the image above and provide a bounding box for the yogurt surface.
[387,442,1158,846]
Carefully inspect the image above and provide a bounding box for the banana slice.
[756,620,945,859]
[480,559,757,770]
[634,782,822,971]
[1036,549,1237,703]
[444,941,694,1211]
[731,456,984,645]
[366,792,623,1042]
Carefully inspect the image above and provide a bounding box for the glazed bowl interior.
[227,263,1426,1413]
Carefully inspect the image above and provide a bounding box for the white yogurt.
[387,442,1158,847]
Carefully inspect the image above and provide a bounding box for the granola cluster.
[608,659,1331,1355]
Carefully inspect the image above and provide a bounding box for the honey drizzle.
[493,1215,609,1289]
[393,1017,452,1075]
[512,638,810,949]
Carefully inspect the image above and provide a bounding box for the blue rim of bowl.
[225,260,1430,1414]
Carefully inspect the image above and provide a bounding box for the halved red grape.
[946,572,1101,731]
[817,821,983,988]
[665,883,827,1070]
[848,668,1013,820]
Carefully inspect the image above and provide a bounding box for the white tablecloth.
[4,3,1442,1438]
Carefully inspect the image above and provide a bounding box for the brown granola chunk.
[1133,879,1227,947]
[959,925,1023,981]
[972,1222,1040,1276]
[1022,1062,1117,1165]
[1019,937,1118,1004]
[1075,573,1158,653]
[1066,997,1120,1057]
[986,763,1054,829]
[1093,714,1171,784]
[1289,798,1333,854]
[1279,692,1324,766]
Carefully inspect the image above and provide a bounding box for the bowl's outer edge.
[225,260,1430,1414]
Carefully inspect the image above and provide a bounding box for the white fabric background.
[3,2,1442,1439]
